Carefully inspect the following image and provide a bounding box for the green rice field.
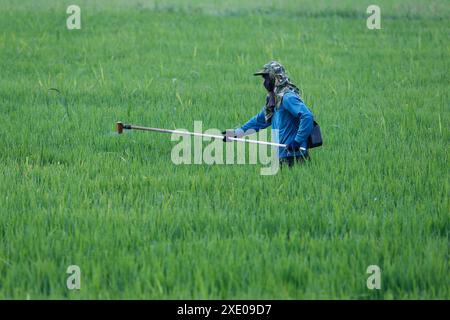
[0,0,448,299]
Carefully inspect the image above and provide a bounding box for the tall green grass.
[0,0,448,299]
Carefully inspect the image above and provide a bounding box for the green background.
[0,0,448,299]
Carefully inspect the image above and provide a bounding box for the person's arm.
[222,107,270,141]
[235,107,271,136]
[284,93,314,145]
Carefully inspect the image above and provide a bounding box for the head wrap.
[254,61,300,122]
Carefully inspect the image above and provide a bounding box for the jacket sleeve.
[283,93,314,144]
[236,107,271,136]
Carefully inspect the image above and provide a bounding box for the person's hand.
[286,140,302,152]
[222,129,236,142]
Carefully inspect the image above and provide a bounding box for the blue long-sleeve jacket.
[237,91,314,158]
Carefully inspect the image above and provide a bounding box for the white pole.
[119,123,306,151]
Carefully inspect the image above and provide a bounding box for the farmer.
[223,61,314,168]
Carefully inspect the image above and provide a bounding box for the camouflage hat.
[253,61,286,76]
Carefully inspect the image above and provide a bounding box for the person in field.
[223,61,314,168]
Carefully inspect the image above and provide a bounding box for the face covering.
[263,74,275,92]
[263,74,277,122]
